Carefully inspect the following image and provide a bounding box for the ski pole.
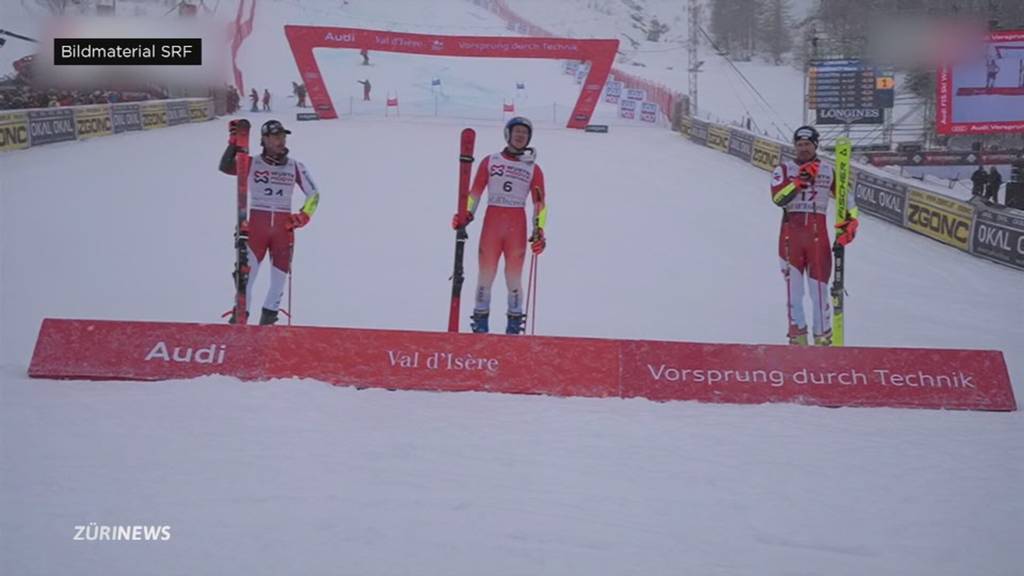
[525,252,538,335]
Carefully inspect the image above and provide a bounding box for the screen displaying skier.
[937,29,1024,134]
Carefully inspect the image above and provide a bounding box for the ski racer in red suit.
[219,120,320,325]
[770,125,859,345]
[452,117,547,334]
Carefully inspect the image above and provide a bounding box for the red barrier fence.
[29,319,1016,411]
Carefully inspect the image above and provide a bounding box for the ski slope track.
[2,1,1022,575]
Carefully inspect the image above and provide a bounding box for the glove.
[796,160,820,187]
[287,212,311,229]
[835,217,859,246]
[529,228,546,255]
[451,211,473,229]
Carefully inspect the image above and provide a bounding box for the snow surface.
[1,1,1022,575]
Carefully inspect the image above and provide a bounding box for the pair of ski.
[831,136,852,347]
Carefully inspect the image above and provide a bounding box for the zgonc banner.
[29,319,1016,412]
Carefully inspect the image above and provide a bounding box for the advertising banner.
[707,125,730,152]
[689,118,709,146]
[751,138,781,171]
[727,129,754,162]
[639,101,658,123]
[905,188,975,251]
[29,319,1017,412]
[852,170,907,226]
[74,105,113,140]
[971,207,1024,270]
[618,99,636,119]
[165,100,191,126]
[112,103,143,133]
[141,102,168,130]
[0,111,30,152]
[27,108,77,146]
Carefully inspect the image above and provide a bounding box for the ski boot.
[787,325,808,345]
[228,309,248,325]
[259,307,279,326]
[506,313,526,335]
[470,311,489,334]
[814,331,833,347]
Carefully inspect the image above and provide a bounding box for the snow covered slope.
[1,2,1021,575]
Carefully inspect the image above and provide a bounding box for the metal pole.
[687,0,700,118]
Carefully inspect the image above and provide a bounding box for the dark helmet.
[504,116,533,148]
[793,125,820,146]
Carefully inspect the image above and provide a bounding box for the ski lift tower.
[687,0,702,117]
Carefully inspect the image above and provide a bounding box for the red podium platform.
[28,319,1016,412]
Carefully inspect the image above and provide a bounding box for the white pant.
[781,259,831,337]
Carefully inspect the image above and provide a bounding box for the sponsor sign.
[689,119,709,145]
[0,111,30,151]
[165,100,191,126]
[816,107,884,125]
[625,88,647,101]
[852,170,907,226]
[112,103,142,133]
[584,124,609,133]
[141,103,168,130]
[971,208,1024,270]
[707,125,730,152]
[727,129,754,163]
[74,105,113,139]
[28,319,1017,411]
[905,188,974,251]
[296,112,321,121]
[188,100,212,122]
[751,138,782,171]
[679,115,692,137]
[27,108,77,146]
[639,101,658,123]
[618,99,636,120]
[604,80,623,104]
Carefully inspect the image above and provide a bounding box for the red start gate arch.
[283,25,618,129]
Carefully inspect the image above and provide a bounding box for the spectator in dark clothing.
[986,167,1003,203]
[971,165,988,197]
[357,79,371,101]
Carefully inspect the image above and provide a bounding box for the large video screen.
[937,29,1024,134]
